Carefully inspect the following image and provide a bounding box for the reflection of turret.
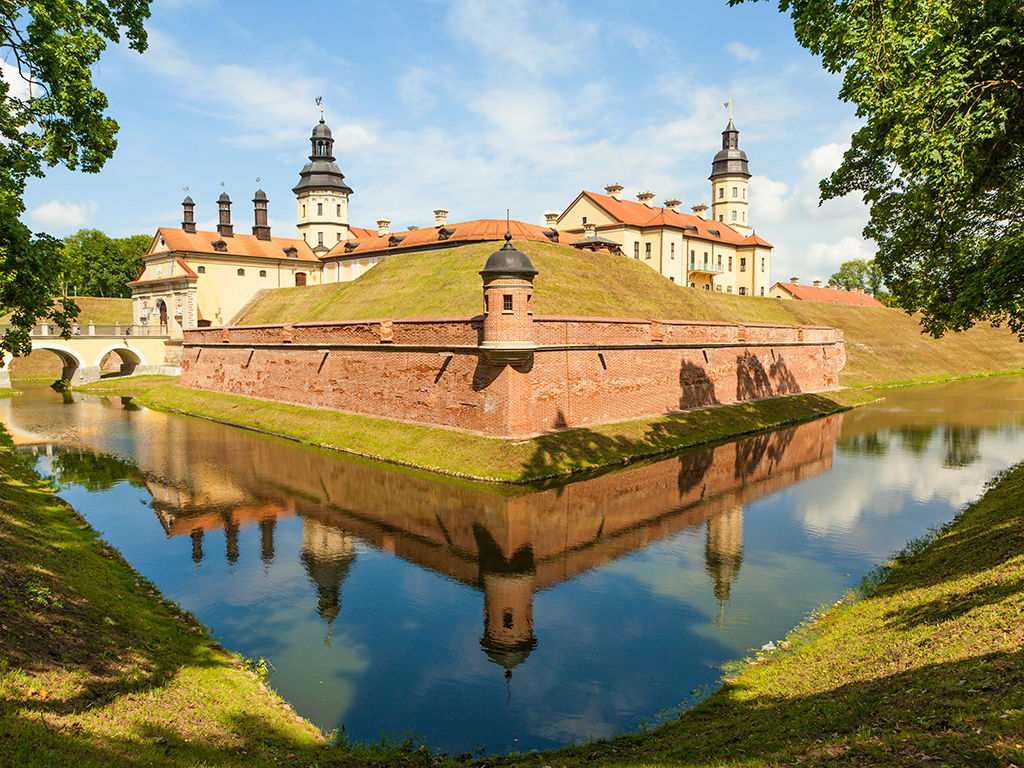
[704,504,743,627]
[475,524,537,681]
[300,519,356,626]
[260,518,276,565]
[190,528,203,564]
[224,513,240,566]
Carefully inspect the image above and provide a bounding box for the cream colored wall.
[188,256,322,323]
[297,190,350,247]
[559,196,620,227]
[768,285,793,299]
[710,175,749,228]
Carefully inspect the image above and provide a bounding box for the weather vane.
[316,94,323,119]
[721,95,733,120]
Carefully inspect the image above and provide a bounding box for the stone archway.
[94,344,149,377]
[21,343,96,384]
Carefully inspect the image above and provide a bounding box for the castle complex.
[129,118,773,335]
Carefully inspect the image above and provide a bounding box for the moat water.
[3,378,1023,753]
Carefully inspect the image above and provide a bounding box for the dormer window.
[344,242,360,253]
[282,246,298,258]
[438,226,456,241]
[211,240,228,252]
[388,234,406,248]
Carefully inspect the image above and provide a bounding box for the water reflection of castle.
[137,413,841,677]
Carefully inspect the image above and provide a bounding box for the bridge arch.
[93,343,149,369]
[27,342,93,383]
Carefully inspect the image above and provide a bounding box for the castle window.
[260,270,267,277]
[760,286,765,296]
[732,210,737,221]
[761,257,765,272]
[718,187,724,199]
[302,205,306,217]
[732,187,738,198]
[727,286,733,294]
[743,189,746,198]
[670,277,675,282]
[302,232,307,242]
[337,204,341,217]
[527,294,533,314]
[670,243,675,259]
[484,295,489,314]
[645,243,652,259]
[318,232,324,245]
[197,266,206,273]
[743,211,746,221]
[719,215,724,222]
[704,284,710,290]
[237,268,245,276]
[718,254,722,268]
[503,294,513,312]
[740,258,747,272]
[317,203,322,216]
[729,255,733,271]
[582,216,587,225]
[739,287,748,295]
[634,242,640,259]
[704,251,709,266]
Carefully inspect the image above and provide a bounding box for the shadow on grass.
[560,650,1024,768]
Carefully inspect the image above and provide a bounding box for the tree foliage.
[829,258,886,298]
[61,229,147,298]
[737,0,1024,338]
[0,0,151,356]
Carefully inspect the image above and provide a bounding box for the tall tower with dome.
[293,116,354,253]
[709,119,752,235]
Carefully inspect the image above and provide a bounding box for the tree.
[736,0,1024,338]
[61,229,147,298]
[0,1,151,356]
[829,258,887,298]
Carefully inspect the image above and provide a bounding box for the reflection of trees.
[677,447,715,495]
[895,425,935,455]
[943,426,982,468]
[53,450,143,492]
[734,426,795,481]
[836,432,889,457]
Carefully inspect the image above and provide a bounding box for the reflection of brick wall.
[182,316,844,438]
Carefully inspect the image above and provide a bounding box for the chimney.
[637,191,655,206]
[252,189,271,240]
[605,183,624,201]
[217,192,233,237]
[813,280,822,288]
[377,219,390,237]
[544,211,559,227]
[664,197,681,213]
[583,222,596,238]
[434,208,448,227]
[790,276,799,285]
[182,195,196,233]
[828,282,838,290]
[692,203,707,220]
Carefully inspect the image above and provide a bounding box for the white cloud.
[725,41,762,62]
[806,236,876,274]
[0,60,36,101]
[748,176,791,223]
[803,142,846,176]
[140,29,374,151]
[30,200,98,230]
[445,0,598,77]
[397,66,437,109]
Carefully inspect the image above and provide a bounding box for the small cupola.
[637,190,655,206]
[217,192,233,237]
[182,195,196,233]
[605,183,624,201]
[252,189,271,240]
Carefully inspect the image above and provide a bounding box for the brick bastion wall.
[180,315,846,438]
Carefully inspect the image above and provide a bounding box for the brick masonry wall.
[181,316,845,438]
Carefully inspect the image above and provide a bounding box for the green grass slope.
[234,240,1024,388]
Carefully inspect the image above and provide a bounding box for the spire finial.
[721,95,733,121]
[503,209,513,249]
[316,94,324,123]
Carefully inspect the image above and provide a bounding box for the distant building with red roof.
[769,280,885,307]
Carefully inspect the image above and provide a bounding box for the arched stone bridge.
[0,324,180,388]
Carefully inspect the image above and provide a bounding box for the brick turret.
[479,231,537,366]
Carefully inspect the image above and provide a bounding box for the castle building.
[129,117,772,335]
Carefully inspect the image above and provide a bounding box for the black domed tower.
[479,231,538,366]
[293,117,354,252]
[709,120,752,233]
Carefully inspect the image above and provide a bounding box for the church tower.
[293,117,354,253]
[709,120,752,235]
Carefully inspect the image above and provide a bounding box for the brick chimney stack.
[182,195,196,233]
[664,198,681,213]
[637,191,655,207]
[252,189,271,240]
[217,193,233,237]
[692,203,708,220]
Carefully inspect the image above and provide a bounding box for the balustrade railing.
[0,323,169,338]
[687,260,724,274]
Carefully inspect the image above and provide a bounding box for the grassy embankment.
[3,297,133,382]
[2,427,1021,767]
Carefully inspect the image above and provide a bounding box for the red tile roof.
[322,219,568,259]
[565,191,772,249]
[150,227,319,262]
[773,282,886,307]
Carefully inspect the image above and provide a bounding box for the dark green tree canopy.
[61,229,148,298]
[737,0,1023,337]
[0,0,151,356]
[829,258,886,298]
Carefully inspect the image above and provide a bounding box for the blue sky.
[18,0,875,285]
